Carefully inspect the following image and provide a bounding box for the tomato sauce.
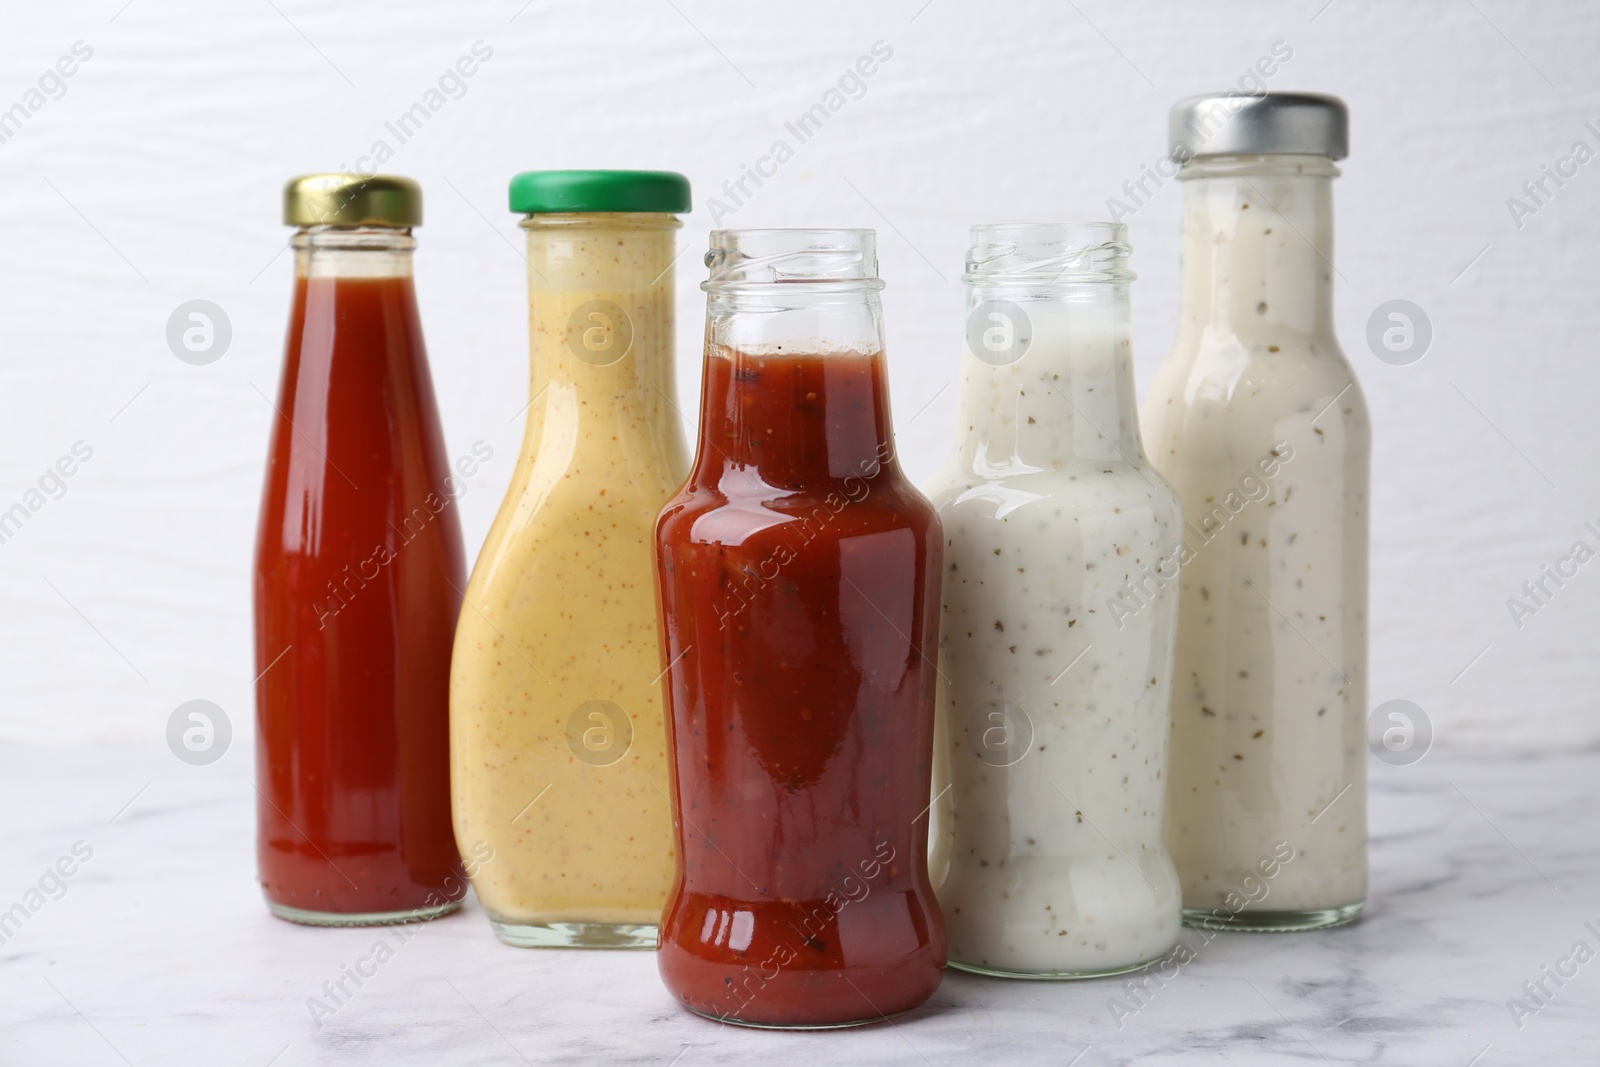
[653,345,946,1026]
[254,272,466,921]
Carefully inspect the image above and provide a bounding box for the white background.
[1,0,1596,754]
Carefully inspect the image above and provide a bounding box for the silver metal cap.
[1169,91,1348,162]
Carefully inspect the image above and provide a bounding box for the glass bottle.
[654,229,946,1028]
[924,222,1182,977]
[254,174,466,925]
[1142,93,1369,931]
[450,171,691,949]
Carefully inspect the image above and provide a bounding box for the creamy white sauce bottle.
[1142,92,1370,931]
[926,222,1183,977]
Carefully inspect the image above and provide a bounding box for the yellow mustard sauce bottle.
[450,171,691,948]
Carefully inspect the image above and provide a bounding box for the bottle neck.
[515,214,684,472]
[287,228,422,387]
[1175,155,1337,347]
[955,280,1143,472]
[693,287,897,492]
[293,226,415,278]
[281,228,430,467]
[523,214,679,392]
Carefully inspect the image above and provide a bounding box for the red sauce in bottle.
[653,345,946,1026]
[254,271,466,921]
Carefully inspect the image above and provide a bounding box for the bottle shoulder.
[1147,333,1369,428]
[495,396,689,507]
[928,463,1182,527]
[658,472,938,546]
[466,442,682,593]
[1162,330,1362,382]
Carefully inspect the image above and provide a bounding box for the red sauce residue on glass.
[254,274,465,917]
[654,346,946,1026]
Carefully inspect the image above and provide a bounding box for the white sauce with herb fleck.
[1142,156,1369,918]
[927,273,1183,976]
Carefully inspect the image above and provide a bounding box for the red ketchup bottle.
[653,229,946,1026]
[253,175,466,925]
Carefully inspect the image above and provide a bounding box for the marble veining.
[0,742,1595,1065]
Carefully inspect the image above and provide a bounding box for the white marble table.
[2,742,1595,1065]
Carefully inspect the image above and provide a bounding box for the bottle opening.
[704,229,885,292]
[965,222,1133,285]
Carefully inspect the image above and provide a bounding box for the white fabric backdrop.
[1,0,1594,748]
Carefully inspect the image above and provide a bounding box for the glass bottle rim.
[703,228,885,293]
[517,212,683,232]
[965,222,1132,285]
[1176,153,1340,180]
[291,225,416,252]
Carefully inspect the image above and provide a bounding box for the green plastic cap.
[507,170,691,215]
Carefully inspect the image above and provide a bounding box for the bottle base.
[1182,902,1364,933]
[490,920,658,949]
[685,1006,909,1030]
[947,950,1169,981]
[268,900,461,927]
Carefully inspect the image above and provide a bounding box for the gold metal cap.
[284,174,422,228]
